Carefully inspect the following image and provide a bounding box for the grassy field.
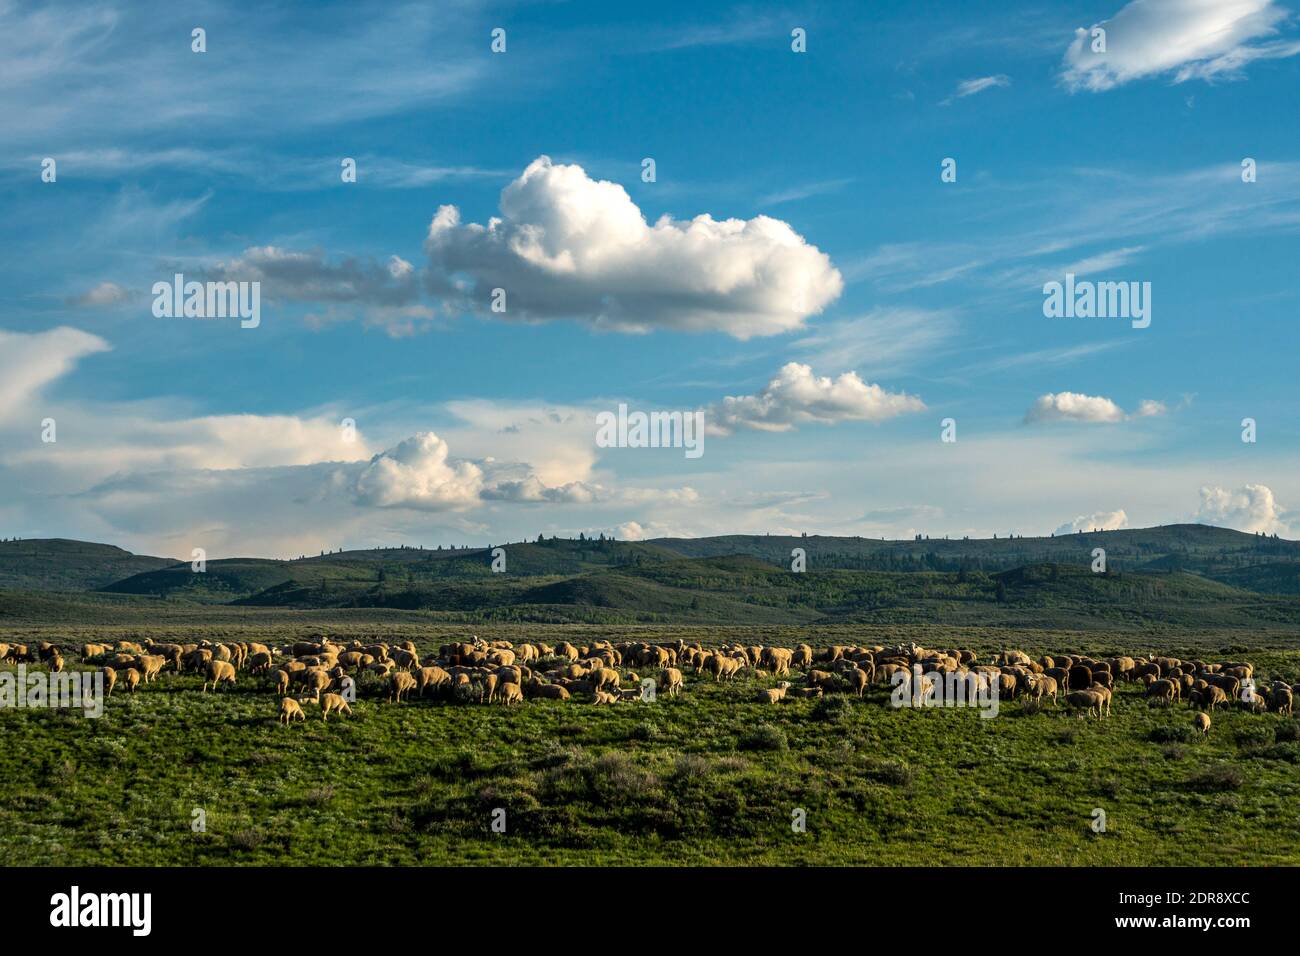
[2,619,1299,866]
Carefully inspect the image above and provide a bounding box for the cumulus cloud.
[1061,0,1300,92]
[1195,483,1288,533]
[353,433,484,510]
[710,362,925,434]
[1024,391,1167,424]
[424,156,843,338]
[203,246,420,304]
[1054,509,1130,535]
[68,281,131,308]
[0,327,110,418]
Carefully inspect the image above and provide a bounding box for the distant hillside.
[0,539,176,591]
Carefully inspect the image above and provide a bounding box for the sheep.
[303,669,332,700]
[388,671,417,702]
[416,665,451,697]
[1194,712,1211,737]
[320,693,352,721]
[498,682,524,705]
[1271,685,1294,715]
[203,660,237,693]
[82,643,109,661]
[660,667,684,698]
[1066,688,1104,718]
[49,652,65,673]
[761,647,794,676]
[756,681,791,704]
[590,667,621,694]
[122,668,141,694]
[847,667,869,697]
[279,697,306,725]
[101,666,117,697]
[525,681,571,701]
[136,655,165,683]
[592,690,620,705]
[273,669,291,696]
[248,651,273,675]
[1146,679,1177,706]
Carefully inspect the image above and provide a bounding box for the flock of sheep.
[1,637,1295,737]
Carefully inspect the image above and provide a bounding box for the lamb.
[203,660,237,693]
[279,697,306,725]
[756,681,791,704]
[592,690,620,705]
[320,693,352,721]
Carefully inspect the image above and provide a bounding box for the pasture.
[2,619,1299,866]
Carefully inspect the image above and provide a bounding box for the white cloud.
[69,281,131,308]
[1024,391,1168,424]
[1195,483,1288,533]
[353,433,484,511]
[0,327,110,418]
[942,74,1011,104]
[1061,0,1300,92]
[1054,509,1130,535]
[710,362,925,434]
[424,156,843,338]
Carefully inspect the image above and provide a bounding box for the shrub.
[1150,725,1195,744]
[1276,721,1300,743]
[862,758,914,787]
[1185,764,1244,792]
[739,725,788,752]
[811,695,852,723]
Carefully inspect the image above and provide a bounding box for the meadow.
[3,617,1299,867]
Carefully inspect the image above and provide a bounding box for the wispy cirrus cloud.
[1061,0,1300,92]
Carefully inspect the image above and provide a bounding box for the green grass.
[2,621,1299,866]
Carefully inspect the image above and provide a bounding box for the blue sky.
[1,0,1298,558]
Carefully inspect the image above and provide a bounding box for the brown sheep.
[761,647,794,676]
[1194,711,1211,737]
[122,668,141,694]
[248,651,273,675]
[101,666,117,696]
[320,693,352,721]
[756,681,791,704]
[592,690,620,705]
[203,660,237,692]
[279,697,306,725]
[417,665,451,697]
[388,671,417,702]
[660,667,684,698]
[847,667,869,697]
[525,682,571,701]
[1146,679,1177,706]
[1066,688,1104,718]
[498,682,524,705]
